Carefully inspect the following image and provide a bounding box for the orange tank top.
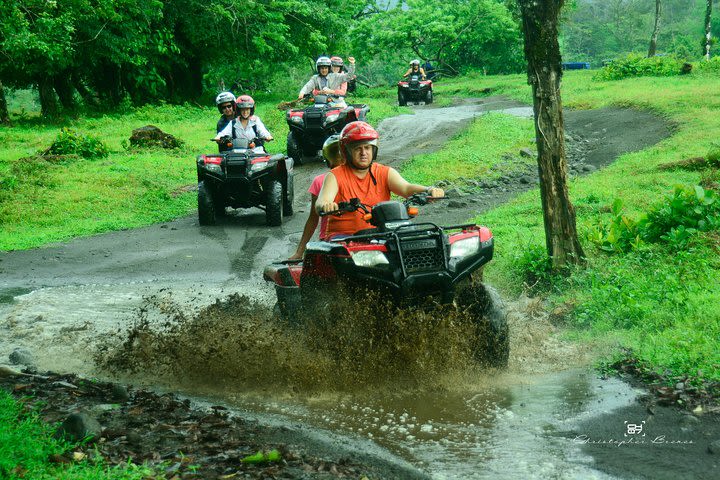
[326,163,391,237]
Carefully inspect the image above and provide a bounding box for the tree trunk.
[38,76,59,117]
[648,0,662,57]
[704,0,713,60]
[518,0,585,269]
[0,80,10,124]
[53,72,77,111]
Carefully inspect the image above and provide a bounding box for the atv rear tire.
[283,174,294,216]
[287,132,302,165]
[455,281,509,368]
[266,179,283,226]
[425,90,433,105]
[197,181,217,225]
[398,91,407,106]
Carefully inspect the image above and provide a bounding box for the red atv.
[263,194,509,367]
[397,74,433,106]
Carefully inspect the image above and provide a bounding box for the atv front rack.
[330,222,482,279]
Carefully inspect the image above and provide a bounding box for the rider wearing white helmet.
[215,91,237,133]
[403,59,426,80]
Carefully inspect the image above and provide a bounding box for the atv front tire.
[287,132,302,165]
[398,91,407,107]
[265,179,283,226]
[455,281,509,368]
[197,181,217,225]
[425,90,433,105]
[282,174,294,216]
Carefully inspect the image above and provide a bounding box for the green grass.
[0,390,154,479]
[0,93,407,251]
[401,112,535,185]
[430,69,720,384]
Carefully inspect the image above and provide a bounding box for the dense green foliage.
[593,53,688,80]
[562,0,720,67]
[0,390,154,479]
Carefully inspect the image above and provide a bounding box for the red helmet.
[235,95,255,116]
[330,56,344,67]
[339,121,378,165]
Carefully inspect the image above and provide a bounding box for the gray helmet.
[410,59,420,66]
[215,91,236,106]
[316,56,332,74]
[322,134,341,166]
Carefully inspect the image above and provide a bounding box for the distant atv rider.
[403,59,426,80]
[215,91,236,134]
[298,56,356,106]
[214,95,274,153]
[315,121,444,238]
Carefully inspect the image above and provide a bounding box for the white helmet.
[215,91,236,106]
[316,56,332,74]
[410,59,420,66]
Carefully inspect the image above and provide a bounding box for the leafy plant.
[511,244,561,294]
[642,185,719,243]
[47,128,109,159]
[588,198,643,252]
[593,53,685,81]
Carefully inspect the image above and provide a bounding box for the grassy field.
[0,91,409,250]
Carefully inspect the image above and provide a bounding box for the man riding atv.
[298,56,357,107]
[316,121,443,237]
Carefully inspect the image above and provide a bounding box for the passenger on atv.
[315,121,443,238]
[214,95,273,153]
[298,56,356,108]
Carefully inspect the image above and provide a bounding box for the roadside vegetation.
[430,68,720,390]
[0,390,153,479]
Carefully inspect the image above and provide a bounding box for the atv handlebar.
[318,193,445,217]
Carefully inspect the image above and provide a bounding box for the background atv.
[286,94,370,165]
[196,137,294,226]
[263,194,509,367]
[398,74,433,106]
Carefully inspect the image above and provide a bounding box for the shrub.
[511,243,561,294]
[591,185,720,253]
[47,128,109,158]
[593,53,685,81]
[696,56,720,74]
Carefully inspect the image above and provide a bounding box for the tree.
[648,0,662,57]
[0,80,9,124]
[351,0,524,77]
[704,0,713,60]
[518,0,585,269]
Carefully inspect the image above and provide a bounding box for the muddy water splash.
[96,291,494,393]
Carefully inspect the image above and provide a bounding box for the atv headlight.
[350,250,389,267]
[402,84,409,88]
[250,160,268,173]
[325,113,340,123]
[290,116,303,124]
[450,236,480,258]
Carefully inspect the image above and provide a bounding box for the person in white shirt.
[214,95,273,153]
